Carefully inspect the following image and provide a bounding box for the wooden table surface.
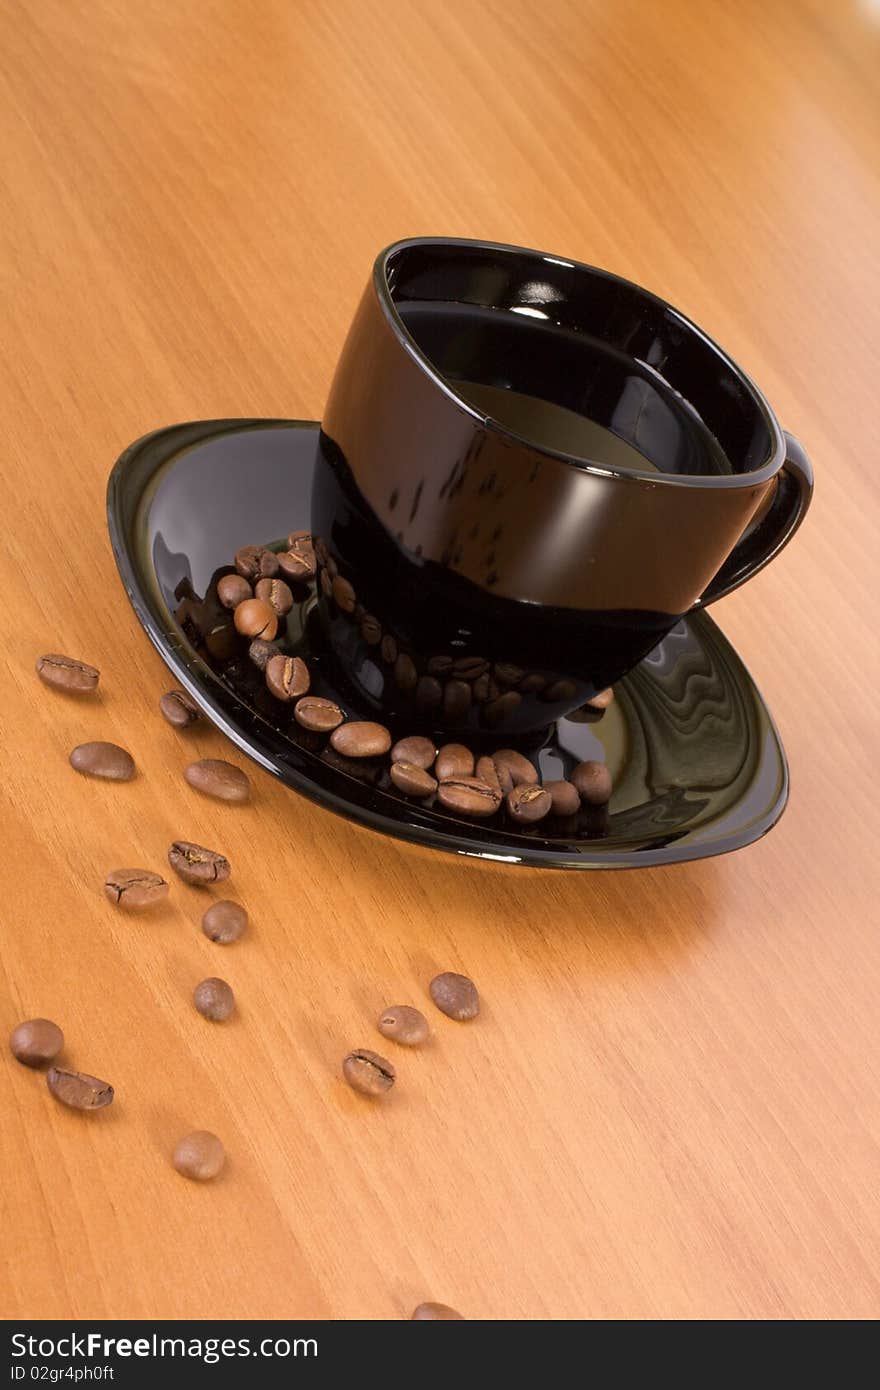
[1,0,878,1322]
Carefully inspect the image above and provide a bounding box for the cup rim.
[373,235,785,490]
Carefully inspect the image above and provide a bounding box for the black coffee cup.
[311,237,812,739]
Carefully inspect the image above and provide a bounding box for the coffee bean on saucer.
[47,1067,113,1111]
[10,1018,63,1068]
[390,761,438,798]
[330,721,392,758]
[436,776,500,818]
[571,760,613,805]
[265,654,309,701]
[519,671,547,693]
[234,545,278,582]
[104,868,169,908]
[217,573,252,609]
[331,575,357,613]
[390,735,436,769]
[278,547,316,583]
[202,900,247,944]
[184,759,251,804]
[507,783,552,823]
[255,577,294,617]
[287,529,312,548]
[452,655,488,680]
[394,652,418,693]
[429,972,479,1021]
[294,696,345,732]
[193,977,235,1021]
[415,675,442,711]
[544,779,581,816]
[377,1006,429,1046]
[587,687,615,710]
[543,677,577,702]
[168,841,230,886]
[173,1130,225,1181]
[472,672,493,703]
[492,749,537,789]
[360,613,382,645]
[442,679,472,721]
[493,662,524,687]
[412,1303,464,1320]
[248,638,281,671]
[319,568,333,597]
[36,654,99,695]
[342,1049,395,1097]
[380,633,398,664]
[484,690,521,726]
[435,744,474,780]
[69,741,135,781]
[159,689,201,728]
[233,598,278,640]
[427,655,454,676]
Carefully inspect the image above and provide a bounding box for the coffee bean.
[255,577,294,616]
[435,743,474,780]
[394,652,418,693]
[342,1048,395,1096]
[442,678,472,721]
[47,1067,113,1110]
[193,977,235,1021]
[159,689,201,728]
[233,598,278,640]
[360,613,382,645]
[265,654,309,701]
[543,677,577,702]
[331,575,357,613]
[429,972,479,1021]
[472,672,493,703]
[278,547,316,582]
[544,779,581,816]
[412,1304,464,1320]
[426,655,452,676]
[380,633,398,664]
[436,776,501,818]
[10,1018,63,1067]
[36,654,99,695]
[217,573,252,609]
[184,759,251,804]
[571,760,613,805]
[390,761,438,798]
[234,544,279,582]
[319,568,333,597]
[330,721,391,758]
[415,675,443,711]
[377,1006,429,1046]
[452,655,488,680]
[294,696,345,732]
[519,671,547,693]
[493,662,524,687]
[104,868,169,909]
[390,735,436,769]
[587,686,615,710]
[492,749,537,788]
[507,783,552,823]
[168,841,230,886]
[201,900,248,944]
[69,741,135,781]
[248,638,281,671]
[173,1130,225,1181]
[287,529,312,549]
[475,755,502,792]
[484,690,522,726]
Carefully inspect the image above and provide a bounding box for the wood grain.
[1,0,879,1320]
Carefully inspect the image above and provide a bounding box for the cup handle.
[695,431,813,608]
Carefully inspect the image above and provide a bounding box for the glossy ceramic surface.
[107,419,789,869]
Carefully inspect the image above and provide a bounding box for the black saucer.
[107,419,788,869]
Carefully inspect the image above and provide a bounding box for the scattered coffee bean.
[429,972,480,1021]
[571,760,613,805]
[331,575,357,613]
[437,776,501,818]
[587,686,615,710]
[255,577,294,617]
[475,754,502,792]
[159,689,201,727]
[415,675,443,710]
[266,654,310,702]
[294,696,345,732]
[233,598,278,640]
[412,1303,464,1320]
[426,655,454,676]
[184,758,251,804]
[472,672,493,703]
[10,1018,64,1067]
[380,633,398,664]
[202,899,248,944]
[390,761,438,798]
[217,573,253,609]
[173,1130,226,1181]
[234,544,279,582]
[104,868,169,909]
[47,1067,113,1110]
[519,671,547,693]
[390,735,436,769]
[442,678,472,720]
[435,744,474,780]
[69,741,136,781]
[544,779,581,816]
[543,677,577,702]
[248,638,281,671]
[377,1006,428,1046]
[278,547,316,582]
[493,662,524,687]
[342,1048,395,1096]
[36,654,99,695]
[360,613,382,645]
[507,783,552,823]
[394,652,418,692]
[484,690,522,725]
[168,841,230,886]
[330,721,392,758]
[452,655,488,680]
[193,977,235,1021]
[492,749,537,788]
